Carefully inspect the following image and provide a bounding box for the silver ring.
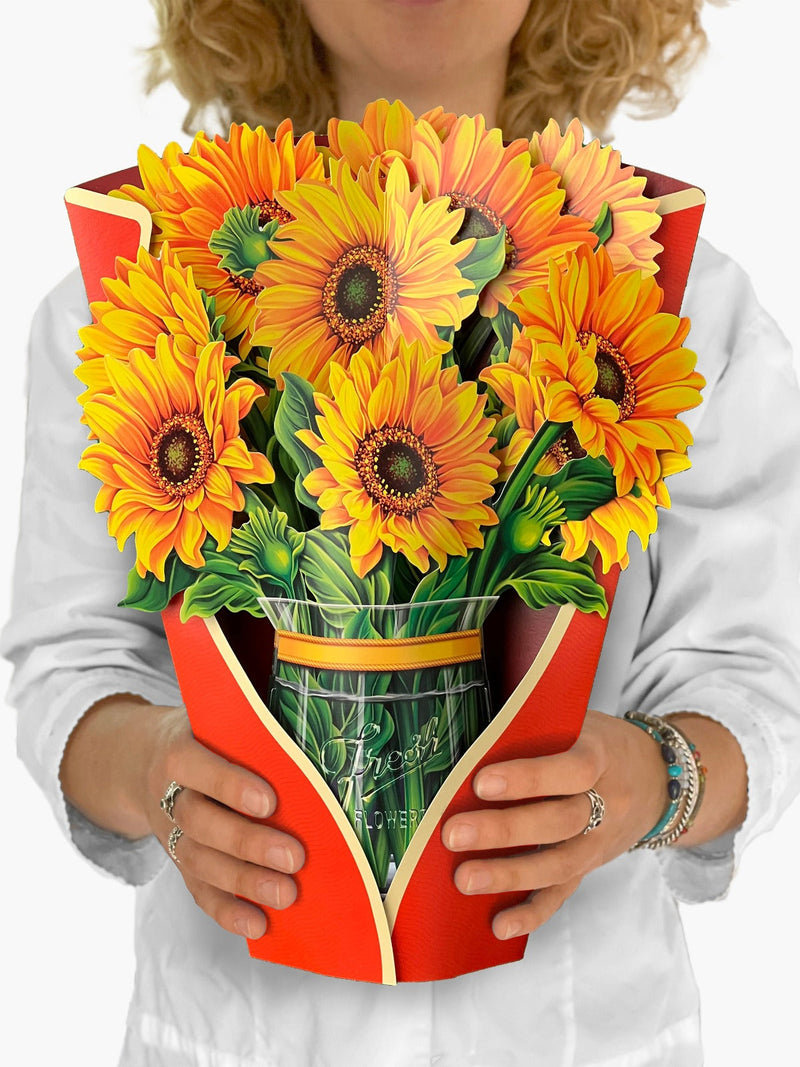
[160,780,184,822]
[167,825,183,863]
[582,788,605,834]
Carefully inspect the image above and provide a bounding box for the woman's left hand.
[441,708,667,940]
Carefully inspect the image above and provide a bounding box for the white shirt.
[4,238,800,1067]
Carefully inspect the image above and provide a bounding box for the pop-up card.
[66,102,705,984]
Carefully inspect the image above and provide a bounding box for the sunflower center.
[547,428,588,470]
[355,426,439,516]
[577,330,637,421]
[447,191,516,268]
[230,274,265,297]
[257,198,293,227]
[322,246,399,346]
[150,413,214,498]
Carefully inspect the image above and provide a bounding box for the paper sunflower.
[561,452,691,571]
[511,245,705,494]
[410,114,597,317]
[79,338,273,579]
[480,329,560,480]
[298,341,499,576]
[530,118,663,276]
[326,98,448,178]
[113,120,325,353]
[252,157,478,390]
[76,243,220,403]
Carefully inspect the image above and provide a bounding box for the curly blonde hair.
[148,0,712,139]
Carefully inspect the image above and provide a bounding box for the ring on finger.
[582,788,605,834]
[160,780,184,822]
[168,825,184,864]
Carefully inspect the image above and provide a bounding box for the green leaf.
[274,372,322,485]
[410,554,470,605]
[230,507,305,595]
[493,412,519,450]
[436,324,456,347]
[500,547,608,616]
[300,528,392,612]
[208,207,280,277]
[227,359,274,390]
[342,607,383,640]
[537,456,617,520]
[591,202,613,246]
[456,227,507,295]
[179,568,264,620]
[492,303,521,349]
[120,553,198,612]
[200,291,227,343]
[407,555,478,634]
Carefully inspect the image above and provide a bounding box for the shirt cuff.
[22,667,183,887]
[643,684,786,904]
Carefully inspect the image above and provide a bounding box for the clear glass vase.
[258,597,497,892]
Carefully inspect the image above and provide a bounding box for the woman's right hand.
[60,696,304,940]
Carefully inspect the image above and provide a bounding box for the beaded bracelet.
[624,711,703,848]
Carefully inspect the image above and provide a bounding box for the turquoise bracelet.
[625,711,700,848]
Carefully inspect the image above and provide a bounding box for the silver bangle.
[625,711,700,849]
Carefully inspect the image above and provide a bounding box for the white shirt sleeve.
[0,270,182,885]
[620,241,800,902]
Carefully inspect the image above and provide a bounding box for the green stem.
[470,420,567,597]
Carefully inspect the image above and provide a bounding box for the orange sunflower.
[561,452,691,572]
[80,337,273,580]
[480,330,559,481]
[113,120,325,352]
[327,98,457,178]
[511,245,705,494]
[297,340,499,576]
[76,243,222,403]
[530,119,663,276]
[410,114,597,317]
[252,156,478,390]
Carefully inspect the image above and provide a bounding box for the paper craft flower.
[252,157,477,389]
[511,245,704,493]
[561,452,691,571]
[410,114,597,317]
[530,118,663,275]
[79,338,273,579]
[113,120,325,352]
[326,98,453,178]
[298,341,499,576]
[76,244,219,402]
[480,330,558,480]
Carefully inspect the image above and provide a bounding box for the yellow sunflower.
[530,118,663,276]
[113,120,325,352]
[76,243,221,403]
[297,341,499,576]
[326,98,457,178]
[80,338,274,580]
[479,330,559,480]
[561,451,691,572]
[410,114,597,317]
[252,156,478,390]
[511,245,705,494]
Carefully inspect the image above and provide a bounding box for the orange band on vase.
[274,629,483,671]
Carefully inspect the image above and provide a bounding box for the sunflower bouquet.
[75,101,704,890]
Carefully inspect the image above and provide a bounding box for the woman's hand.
[145,704,305,940]
[441,709,666,940]
[61,696,304,940]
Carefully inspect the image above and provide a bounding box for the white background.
[1,2,798,1064]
